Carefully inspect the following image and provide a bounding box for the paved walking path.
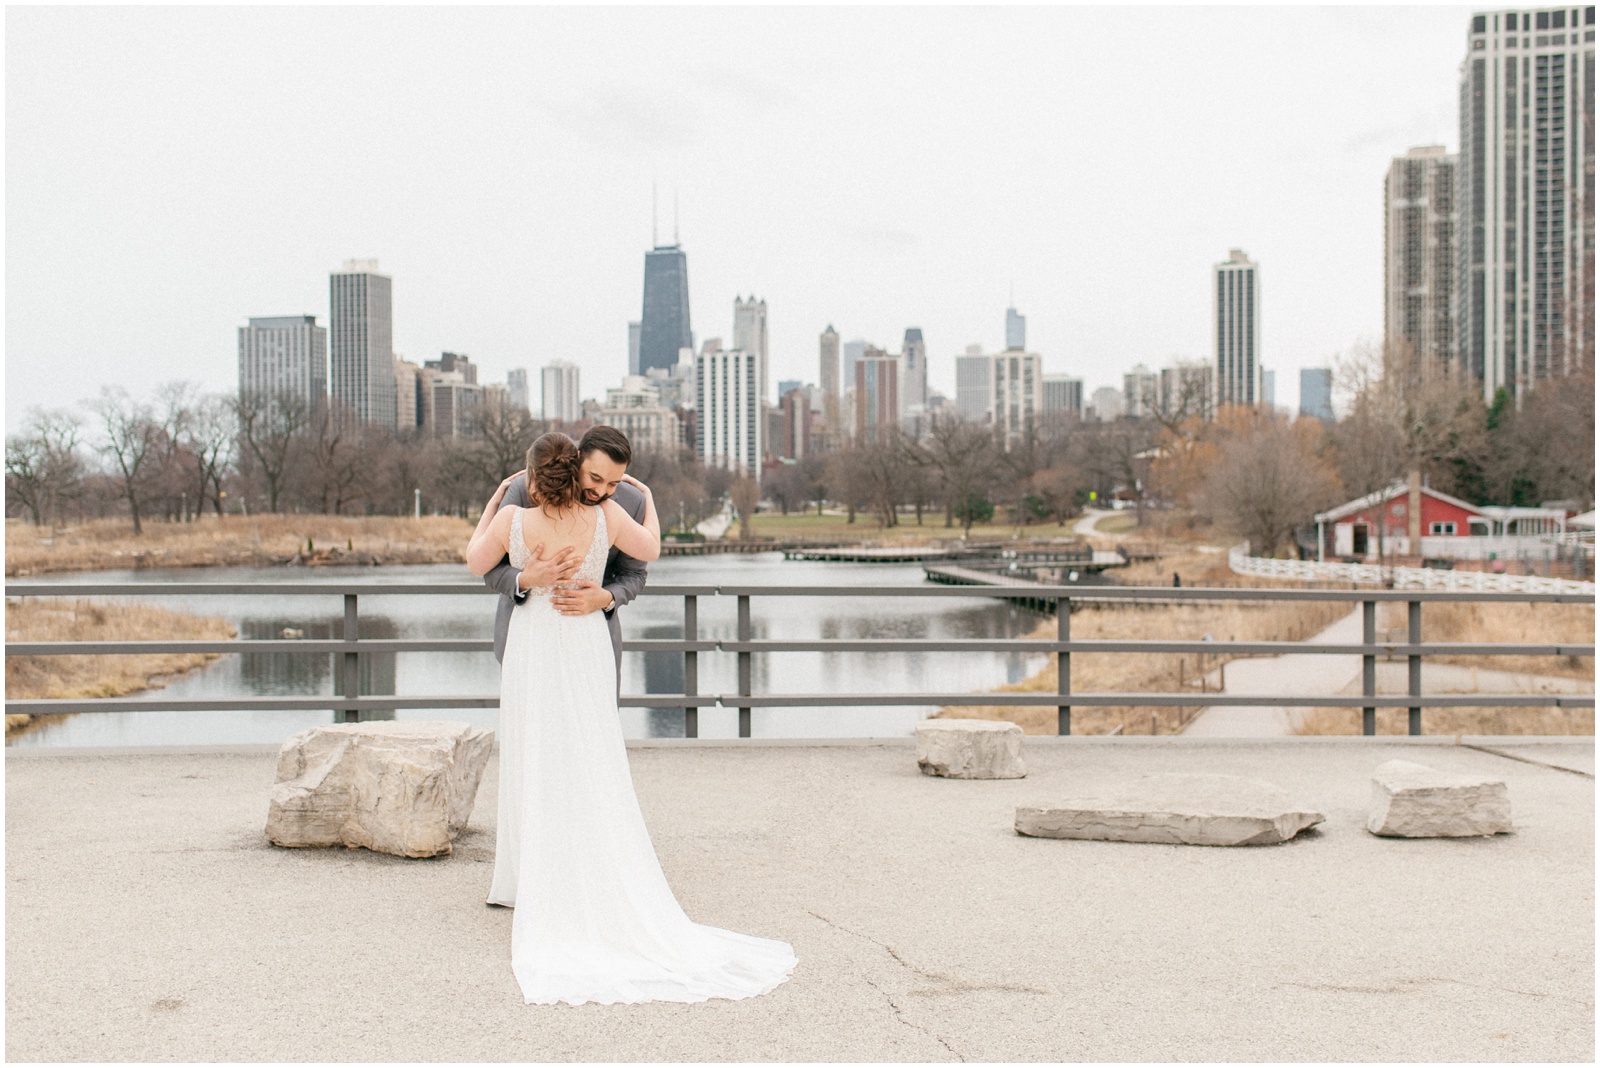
[1071,507,1115,537]
[6,738,1593,1062]
[1182,610,1593,737]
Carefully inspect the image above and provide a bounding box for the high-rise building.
[819,325,841,442]
[855,353,899,444]
[1158,362,1215,421]
[237,315,326,409]
[1213,248,1262,408]
[954,346,992,422]
[779,386,813,460]
[429,378,484,439]
[540,361,580,423]
[596,376,679,454]
[639,245,692,377]
[1005,306,1026,350]
[1262,368,1277,409]
[733,295,769,406]
[425,351,476,385]
[1089,386,1125,421]
[1384,145,1459,373]
[506,368,530,412]
[901,327,928,416]
[1041,374,1083,418]
[329,260,396,428]
[991,350,1041,449]
[842,339,867,394]
[696,346,761,478]
[1299,367,1334,421]
[628,321,642,376]
[1123,363,1160,417]
[394,356,420,431]
[1458,8,1596,401]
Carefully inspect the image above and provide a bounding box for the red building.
[1314,481,1571,560]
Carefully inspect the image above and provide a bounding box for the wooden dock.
[921,565,1067,612]
[783,546,955,563]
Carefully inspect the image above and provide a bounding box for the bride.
[466,431,796,1006]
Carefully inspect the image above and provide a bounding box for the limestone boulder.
[1015,773,1323,846]
[1367,759,1511,838]
[266,721,494,858]
[916,719,1026,779]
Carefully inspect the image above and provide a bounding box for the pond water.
[9,553,1055,747]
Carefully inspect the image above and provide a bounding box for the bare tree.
[185,395,236,516]
[915,414,997,531]
[1198,409,1340,557]
[730,476,760,539]
[5,408,84,525]
[305,406,370,515]
[234,391,312,512]
[84,387,164,534]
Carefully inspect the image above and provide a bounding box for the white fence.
[1228,545,1596,595]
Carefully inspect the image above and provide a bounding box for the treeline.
[7,341,1594,556]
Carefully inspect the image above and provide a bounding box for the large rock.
[1367,759,1512,838]
[916,719,1026,779]
[1015,773,1323,846]
[266,721,493,857]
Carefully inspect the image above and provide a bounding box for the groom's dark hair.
[578,426,632,467]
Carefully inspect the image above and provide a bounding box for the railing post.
[1361,599,1376,736]
[683,594,699,739]
[1056,594,1071,736]
[737,594,752,739]
[1408,599,1423,736]
[342,593,359,724]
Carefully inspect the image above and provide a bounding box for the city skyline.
[5,6,1516,426]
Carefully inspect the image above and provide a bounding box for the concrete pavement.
[6,737,1594,1061]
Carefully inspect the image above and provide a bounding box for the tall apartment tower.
[1123,363,1160,417]
[1041,374,1083,418]
[855,353,899,445]
[991,350,1041,450]
[1005,306,1026,350]
[954,346,993,422]
[1458,8,1596,401]
[1384,146,1459,373]
[506,368,530,412]
[900,327,928,415]
[1213,248,1262,408]
[1300,367,1334,421]
[818,325,841,439]
[695,346,762,478]
[541,361,581,423]
[733,295,769,406]
[329,260,396,428]
[639,245,692,377]
[238,315,327,408]
[627,321,642,376]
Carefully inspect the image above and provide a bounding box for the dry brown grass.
[5,514,474,576]
[5,598,237,735]
[937,598,1351,736]
[1294,705,1594,736]
[1406,601,1594,680]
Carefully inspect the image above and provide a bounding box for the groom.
[482,425,649,683]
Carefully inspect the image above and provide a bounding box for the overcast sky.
[6,4,1474,428]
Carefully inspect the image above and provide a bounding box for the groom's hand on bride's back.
[516,543,580,591]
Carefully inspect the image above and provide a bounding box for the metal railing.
[5,581,1594,738]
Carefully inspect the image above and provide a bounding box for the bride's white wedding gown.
[487,504,797,1006]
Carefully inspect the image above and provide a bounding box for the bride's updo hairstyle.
[527,431,582,510]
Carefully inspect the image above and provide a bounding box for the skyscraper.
[541,361,580,423]
[733,295,769,406]
[1458,8,1595,401]
[238,315,326,408]
[1299,367,1334,421]
[842,339,867,394]
[818,325,841,446]
[855,353,899,444]
[1261,368,1276,409]
[991,350,1041,450]
[627,321,642,376]
[506,368,530,412]
[1384,145,1459,372]
[1005,306,1026,350]
[901,327,928,415]
[639,245,692,377]
[954,346,992,422]
[329,260,396,428]
[1041,374,1083,418]
[696,345,761,478]
[1213,248,1261,408]
[1123,363,1159,417]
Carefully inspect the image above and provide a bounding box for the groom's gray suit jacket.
[483,476,649,681]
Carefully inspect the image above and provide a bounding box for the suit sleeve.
[482,476,530,603]
[603,484,650,615]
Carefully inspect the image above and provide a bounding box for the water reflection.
[10,556,1047,747]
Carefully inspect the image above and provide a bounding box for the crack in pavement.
[808,909,989,1062]
[1283,977,1591,1006]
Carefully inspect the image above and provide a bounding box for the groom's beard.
[581,488,615,506]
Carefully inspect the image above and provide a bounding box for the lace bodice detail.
[509,505,609,598]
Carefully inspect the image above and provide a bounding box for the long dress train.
[487,505,797,1005]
